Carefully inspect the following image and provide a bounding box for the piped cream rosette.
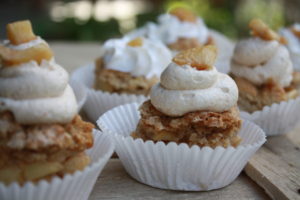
[151,47,238,116]
[98,46,266,191]
[0,21,78,125]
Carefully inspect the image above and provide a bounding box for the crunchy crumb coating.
[168,36,214,52]
[0,112,94,184]
[94,58,159,95]
[132,100,242,148]
[232,73,300,113]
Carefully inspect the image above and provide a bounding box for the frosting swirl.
[126,14,209,45]
[150,62,238,116]
[231,38,293,87]
[101,37,172,78]
[0,39,77,124]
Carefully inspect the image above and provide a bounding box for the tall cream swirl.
[0,40,78,125]
[231,38,293,87]
[150,62,238,116]
[102,37,172,78]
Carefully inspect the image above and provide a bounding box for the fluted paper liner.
[0,130,114,200]
[241,97,300,136]
[70,79,87,111]
[71,64,148,123]
[97,103,266,191]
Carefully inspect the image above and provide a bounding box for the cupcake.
[230,19,300,136]
[280,23,300,71]
[127,7,213,52]
[72,36,172,122]
[94,37,172,95]
[0,20,113,199]
[98,46,266,191]
[132,46,241,148]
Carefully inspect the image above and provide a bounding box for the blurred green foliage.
[29,0,286,41]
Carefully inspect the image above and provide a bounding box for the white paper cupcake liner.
[0,130,114,200]
[97,103,266,191]
[71,64,148,123]
[70,79,87,111]
[241,97,300,136]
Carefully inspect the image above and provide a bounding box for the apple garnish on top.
[172,45,217,70]
[0,20,53,67]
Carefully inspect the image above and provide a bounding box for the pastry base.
[94,58,158,95]
[132,100,242,148]
[232,72,300,113]
[168,36,214,52]
[0,112,94,184]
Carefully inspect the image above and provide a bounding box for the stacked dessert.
[0,20,94,184]
[94,37,172,95]
[132,45,241,148]
[230,19,299,112]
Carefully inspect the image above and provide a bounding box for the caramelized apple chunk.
[249,19,286,44]
[172,45,217,70]
[0,43,53,66]
[7,20,37,45]
[169,7,197,23]
[291,27,300,38]
[127,37,143,47]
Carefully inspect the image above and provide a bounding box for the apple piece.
[169,7,197,23]
[24,162,63,181]
[7,20,37,45]
[0,43,53,66]
[172,45,217,70]
[127,37,143,47]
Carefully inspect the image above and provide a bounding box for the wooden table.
[51,42,300,200]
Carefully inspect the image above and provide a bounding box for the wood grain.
[89,159,269,200]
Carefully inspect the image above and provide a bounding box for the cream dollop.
[231,38,293,87]
[150,63,238,116]
[280,24,300,70]
[0,85,77,124]
[102,37,172,78]
[126,14,209,45]
[0,59,68,99]
[0,40,78,124]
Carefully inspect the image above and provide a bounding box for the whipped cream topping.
[280,24,300,69]
[0,59,68,99]
[0,40,78,124]
[150,63,238,116]
[126,14,209,45]
[231,38,293,87]
[101,37,172,78]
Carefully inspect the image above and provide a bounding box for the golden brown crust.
[0,112,94,184]
[0,112,94,152]
[232,75,299,112]
[94,58,158,95]
[132,100,242,148]
[0,152,90,185]
[168,36,214,52]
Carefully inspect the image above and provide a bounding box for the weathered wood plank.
[89,159,269,200]
[244,147,300,200]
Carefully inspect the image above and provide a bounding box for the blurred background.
[1,0,300,42]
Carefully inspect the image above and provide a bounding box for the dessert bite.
[230,19,300,113]
[0,20,94,185]
[94,37,172,95]
[280,23,300,70]
[127,7,213,52]
[132,46,241,148]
